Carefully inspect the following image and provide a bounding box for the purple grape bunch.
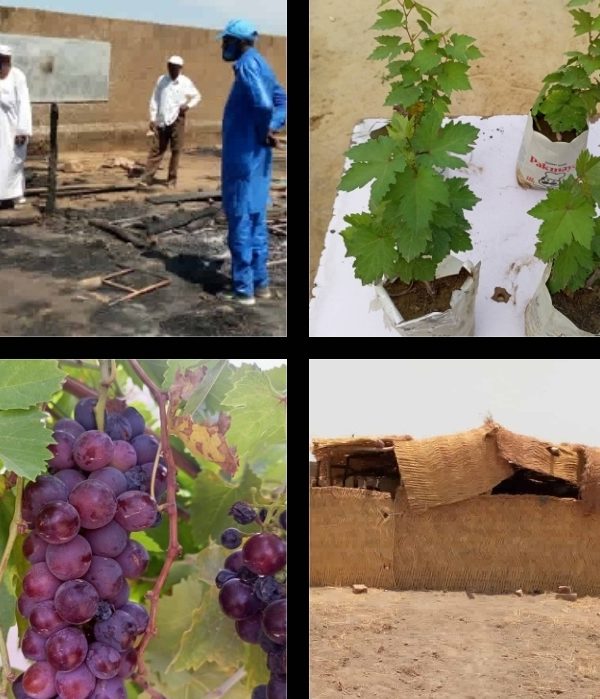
[216,500,287,699]
[15,397,164,699]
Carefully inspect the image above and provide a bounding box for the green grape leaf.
[387,167,449,260]
[384,82,422,108]
[393,256,438,284]
[183,361,229,417]
[190,543,228,586]
[429,226,451,264]
[414,115,479,169]
[547,240,596,292]
[413,2,436,24]
[398,63,421,86]
[0,360,65,410]
[579,152,600,201]
[571,8,593,34]
[369,35,406,61]
[340,213,399,284]
[144,577,212,696]
[387,113,414,141]
[412,41,441,73]
[169,585,244,672]
[529,188,596,259]
[568,0,594,7]
[340,137,407,205]
[540,86,588,133]
[446,177,480,212]
[435,60,471,92]
[544,65,591,89]
[222,365,286,464]
[244,643,270,690]
[0,579,15,634]
[188,467,262,549]
[445,34,482,62]
[448,226,474,253]
[131,530,163,553]
[0,409,54,480]
[250,443,287,485]
[371,9,405,30]
[136,360,168,388]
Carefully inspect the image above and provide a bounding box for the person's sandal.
[255,286,272,299]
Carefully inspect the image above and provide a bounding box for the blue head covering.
[216,19,259,42]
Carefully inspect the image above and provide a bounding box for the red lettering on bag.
[528,155,574,173]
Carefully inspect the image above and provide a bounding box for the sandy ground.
[309,0,589,291]
[0,148,286,336]
[310,587,600,698]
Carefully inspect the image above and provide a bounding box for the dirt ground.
[310,587,600,698]
[309,0,588,292]
[0,148,286,336]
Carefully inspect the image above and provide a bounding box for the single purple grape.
[74,397,104,430]
[262,599,286,645]
[242,533,286,576]
[218,579,261,620]
[111,440,137,472]
[53,418,85,439]
[224,550,244,573]
[229,501,257,525]
[130,434,159,465]
[235,613,262,643]
[215,569,237,589]
[48,431,76,470]
[105,414,133,442]
[23,533,48,564]
[22,661,57,699]
[221,528,243,549]
[73,430,114,472]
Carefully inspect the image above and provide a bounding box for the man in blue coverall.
[217,19,287,306]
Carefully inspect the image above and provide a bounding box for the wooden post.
[46,102,59,214]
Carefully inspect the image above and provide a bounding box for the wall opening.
[491,467,579,499]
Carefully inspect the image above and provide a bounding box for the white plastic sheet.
[310,115,600,337]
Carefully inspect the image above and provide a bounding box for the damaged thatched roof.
[312,421,600,512]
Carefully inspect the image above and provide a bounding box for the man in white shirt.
[140,55,201,188]
[0,44,32,206]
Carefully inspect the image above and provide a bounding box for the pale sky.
[5,0,287,36]
[310,360,600,452]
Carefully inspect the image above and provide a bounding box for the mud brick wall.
[0,7,286,150]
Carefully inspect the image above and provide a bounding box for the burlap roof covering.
[313,421,600,511]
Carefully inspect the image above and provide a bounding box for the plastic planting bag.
[516,114,588,190]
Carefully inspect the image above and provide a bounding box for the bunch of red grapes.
[13,397,167,699]
[216,501,287,699]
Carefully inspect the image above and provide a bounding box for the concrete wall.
[0,6,286,150]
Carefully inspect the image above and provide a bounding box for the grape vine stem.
[128,359,183,699]
[0,477,23,694]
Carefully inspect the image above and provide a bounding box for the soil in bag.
[551,286,600,334]
[383,267,470,321]
[532,112,579,143]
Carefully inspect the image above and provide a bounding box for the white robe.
[0,66,32,200]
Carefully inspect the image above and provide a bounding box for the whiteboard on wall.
[0,33,110,103]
